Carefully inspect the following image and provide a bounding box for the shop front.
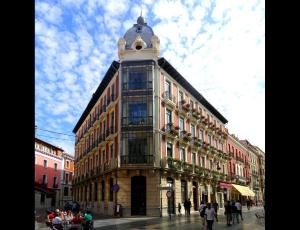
[231,184,255,205]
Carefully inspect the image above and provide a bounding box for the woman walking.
[204,203,216,230]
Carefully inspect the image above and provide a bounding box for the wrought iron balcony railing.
[121,155,154,165]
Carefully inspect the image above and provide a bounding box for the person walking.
[224,200,232,226]
[199,201,207,226]
[246,199,251,210]
[184,199,188,216]
[178,203,182,216]
[204,203,216,230]
[187,199,191,216]
[235,200,243,221]
[231,201,239,224]
[212,200,219,222]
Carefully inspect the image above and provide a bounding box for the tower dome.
[123,16,155,50]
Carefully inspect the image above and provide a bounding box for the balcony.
[162,91,177,109]
[162,123,179,138]
[193,165,205,176]
[179,131,192,143]
[121,155,154,165]
[106,125,115,140]
[178,101,189,116]
[182,162,193,174]
[122,116,153,128]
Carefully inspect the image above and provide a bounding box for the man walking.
[224,200,232,226]
[187,199,191,216]
[235,200,243,221]
[212,200,219,222]
[246,199,251,210]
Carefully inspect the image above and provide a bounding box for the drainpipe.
[160,171,162,217]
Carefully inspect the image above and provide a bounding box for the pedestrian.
[184,199,188,216]
[204,203,216,230]
[246,199,251,210]
[52,209,63,230]
[235,200,243,221]
[231,201,239,224]
[212,200,219,222]
[199,200,207,226]
[178,203,182,216]
[45,209,55,227]
[224,200,232,226]
[187,199,191,216]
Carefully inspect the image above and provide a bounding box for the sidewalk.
[36,206,264,229]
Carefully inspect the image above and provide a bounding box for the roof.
[35,137,64,151]
[123,16,155,49]
[73,61,120,133]
[157,57,228,124]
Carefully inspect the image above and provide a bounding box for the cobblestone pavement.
[36,207,264,230]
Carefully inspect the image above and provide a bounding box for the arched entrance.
[131,176,146,215]
[167,177,175,214]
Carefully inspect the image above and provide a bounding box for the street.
[36,207,264,230]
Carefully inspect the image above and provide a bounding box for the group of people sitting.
[46,208,93,230]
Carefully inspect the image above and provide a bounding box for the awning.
[232,184,256,197]
[219,182,232,189]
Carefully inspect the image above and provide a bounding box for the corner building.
[72,16,231,217]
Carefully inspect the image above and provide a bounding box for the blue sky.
[35,0,265,154]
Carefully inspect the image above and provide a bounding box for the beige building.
[240,140,263,204]
[72,16,231,217]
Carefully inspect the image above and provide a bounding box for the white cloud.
[35,0,265,153]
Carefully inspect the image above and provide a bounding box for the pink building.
[35,138,63,210]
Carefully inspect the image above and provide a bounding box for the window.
[128,137,147,155]
[110,112,114,131]
[109,178,114,201]
[102,150,105,163]
[179,91,184,102]
[167,143,173,158]
[110,144,114,159]
[190,100,194,109]
[190,124,195,139]
[128,69,147,89]
[64,187,69,196]
[53,177,57,188]
[66,161,69,168]
[166,109,172,130]
[215,140,218,149]
[210,160,213,170]
[128,103,147,125]
[181,180,187,203]
[54,163,57,171]
[222,164,225,174]
[180,148,186,162]
[208,135,211,145]
[179,117,184,137]
[65,173,69,184]
[101,180,105,201]
[44,160,47,168]
[165,80,171,99]
[94,182,98,201]
[192,153,196,165]
[96,155,98,166]
[85,162,88,174]
[42,175,47,185]
[40,193,45,204]
[201,156,205,168]
[199,129,203,140]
